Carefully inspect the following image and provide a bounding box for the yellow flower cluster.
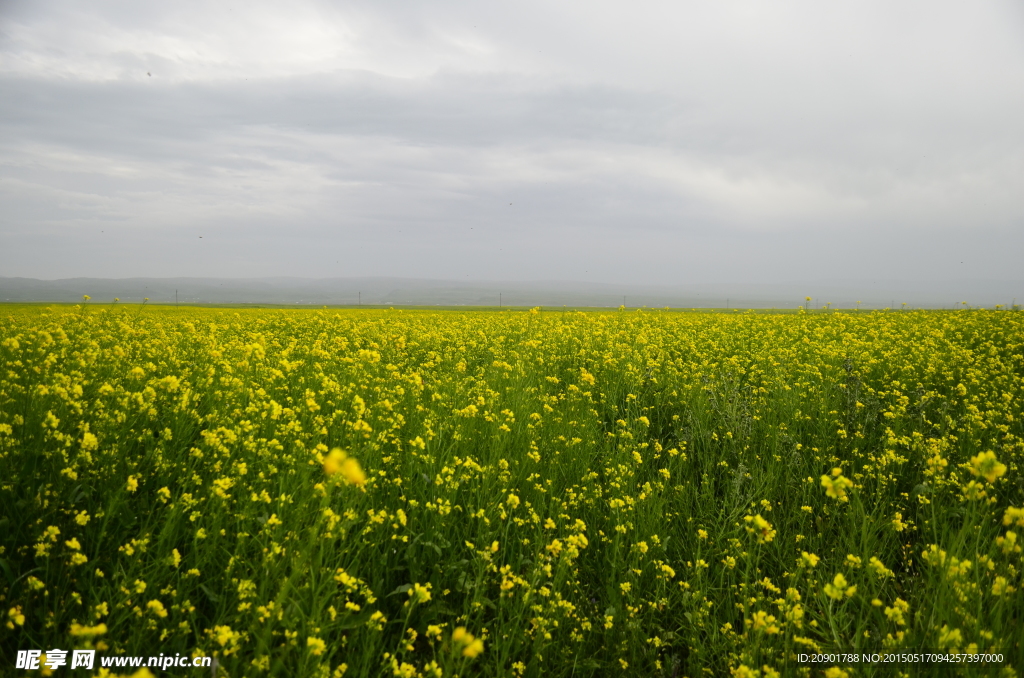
[1,304,1022,675]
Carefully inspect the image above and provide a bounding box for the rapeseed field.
[2,304,1022,677]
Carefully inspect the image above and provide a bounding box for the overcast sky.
[1,0,1022,284]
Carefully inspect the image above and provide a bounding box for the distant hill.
[1,276,1021,309]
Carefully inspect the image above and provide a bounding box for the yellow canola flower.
[821,468,854,501]
[408,582,432,604]
[8,295,1024,671]
[8,606,25,627]
[743,514,776,543]
[212,625,242,648]
[937,625,962,649]
[70,623,108,637]
[884,598,909,626]
[824,573,856,600]
[323,448,366,487]
[969,451,1006,483]
[146,600,168,618]
[996,531,1020,555]
[992,577,1015,596]
[452,627,484,658]
[748,610,780,634]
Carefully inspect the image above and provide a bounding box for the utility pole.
[175,290,178,308]
[499,293,502,308]
[358,291,361,306]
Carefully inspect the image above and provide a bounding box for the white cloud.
[1,0,1023,282]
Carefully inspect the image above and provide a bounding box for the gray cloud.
[1,0,1023,285]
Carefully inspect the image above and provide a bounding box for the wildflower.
[452,627,484,658]
[126,476,139,493]
[212,477,234,498]
[962,480,988,501]
[748,610,780,634]
[307,637,326,655]
[157,375,180,392]
[212,625,242,649]
[69,623,107,637]
[884,598,909,626]
[146,600,168,618]
[8,606,25,628]
[1004,507,1024,528]
[992,577,1015,596]
[408,582,432,604]
[937,625,962,649]
[996,531,1020,554]
[743,514,776,543]
[799,552,820,568]
[969,451,1006,483]
[323,448,366,487]
[867,557,893,578]
[335,569,360,590]
[824,573,856,600]
[821,469,853,501]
